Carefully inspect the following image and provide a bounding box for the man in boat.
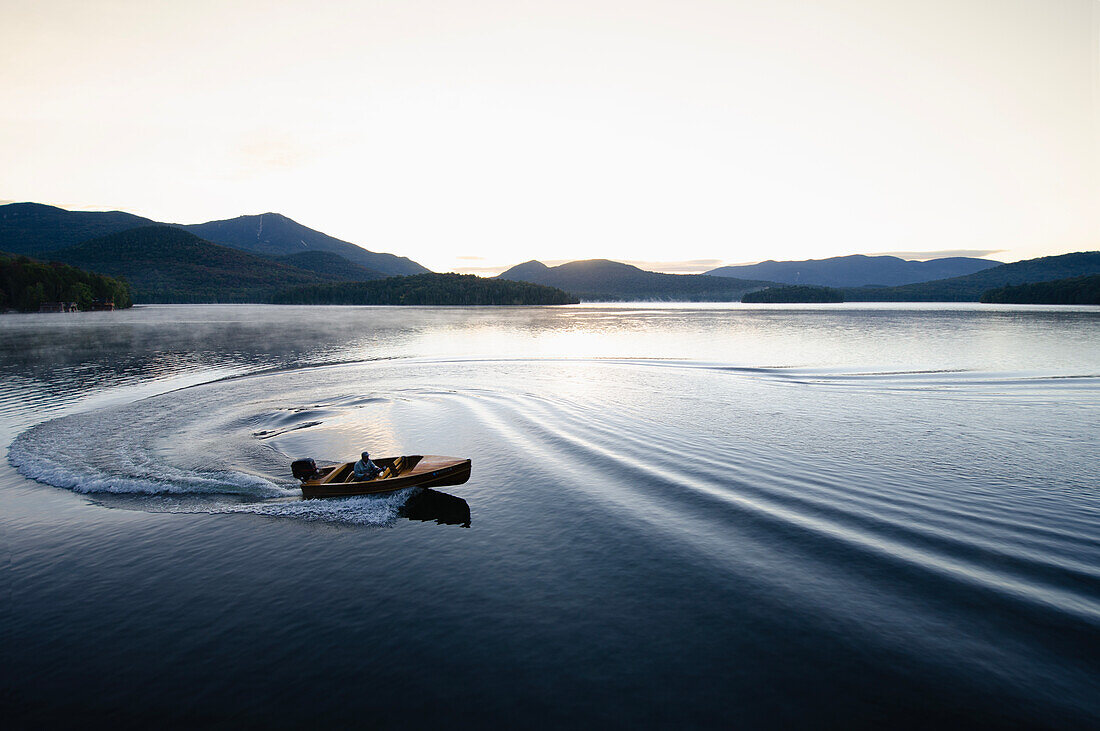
[353,451,382,480]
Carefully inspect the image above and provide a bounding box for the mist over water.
[3,304,1098,727]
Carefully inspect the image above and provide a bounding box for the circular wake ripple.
[9,358,1100,556]
[7,357,1100,711]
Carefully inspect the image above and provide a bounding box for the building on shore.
[38,302,79,313]
[35,300,115,313]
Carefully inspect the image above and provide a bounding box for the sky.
[1,0,1097,274]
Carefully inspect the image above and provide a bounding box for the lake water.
[3,303,1098,727]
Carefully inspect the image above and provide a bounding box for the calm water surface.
[2,303,1098,728]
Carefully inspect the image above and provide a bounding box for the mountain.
[0,202,157,255]
[0,203,431,275]
[980,274,1100,305]
[274,251,386,282]
[273,273,579,306]
[707,254,1000,288]
[842,252,1100,301]
[180,213,429,276]
[497,259,770,301]
[50,226,329,303]
[499,260,552,282]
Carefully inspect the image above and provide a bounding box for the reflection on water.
[2,303,1098,727]
[2,303,1096,453]
[401,489,471,527]
[83,487,472,528]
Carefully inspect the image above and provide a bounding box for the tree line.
[742,285,844,303]
[272,273,579,306]
[0,253,133,311]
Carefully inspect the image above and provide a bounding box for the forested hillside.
[0,253,132,311]
[181,213,429,275]
[0,202,156,256]
[273,273,579,305]
[980,275,1100,304]
[274,251,386,281]
[742,285,844,303]
[843,252,1100,301]
[0,202,431,276]
[51,226,328,303]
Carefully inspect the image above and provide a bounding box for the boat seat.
[379,456,406,480]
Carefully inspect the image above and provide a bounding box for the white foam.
[9,417,293,497]
[10,447,291,496]
[213,488,418,525]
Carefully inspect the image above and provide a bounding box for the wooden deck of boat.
[300,455,471,498]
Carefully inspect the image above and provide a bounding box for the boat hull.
[300,455,471,499]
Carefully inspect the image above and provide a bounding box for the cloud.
[619,259,724,274]
[68,203,142,213]
[2,199,147,214]
[230,130,314,179]
[869,249,1006,261]
[456,255,486,261]
[508,258,728,274]
[452,265,509,275]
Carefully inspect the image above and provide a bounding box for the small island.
[272,272,579,306]
[741,285,844,303]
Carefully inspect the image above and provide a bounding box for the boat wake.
[8,357,1099,531]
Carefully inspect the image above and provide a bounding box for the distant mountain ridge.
[0,202,157,255]
[51,226,329,303]
[707,254,1000,288]
[842,252,1100,301]
[0,202,429,276]
[180,213,428,276]
[497,259,770,301]
[6,202,1095,305]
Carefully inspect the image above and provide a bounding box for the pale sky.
[2,0,1097,273]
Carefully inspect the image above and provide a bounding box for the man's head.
[361,451,370,461]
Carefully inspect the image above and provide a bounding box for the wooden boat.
[292,455,472,499]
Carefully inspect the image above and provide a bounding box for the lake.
[2,303,1098,728]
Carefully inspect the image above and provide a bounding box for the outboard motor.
[291,458,319,481]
